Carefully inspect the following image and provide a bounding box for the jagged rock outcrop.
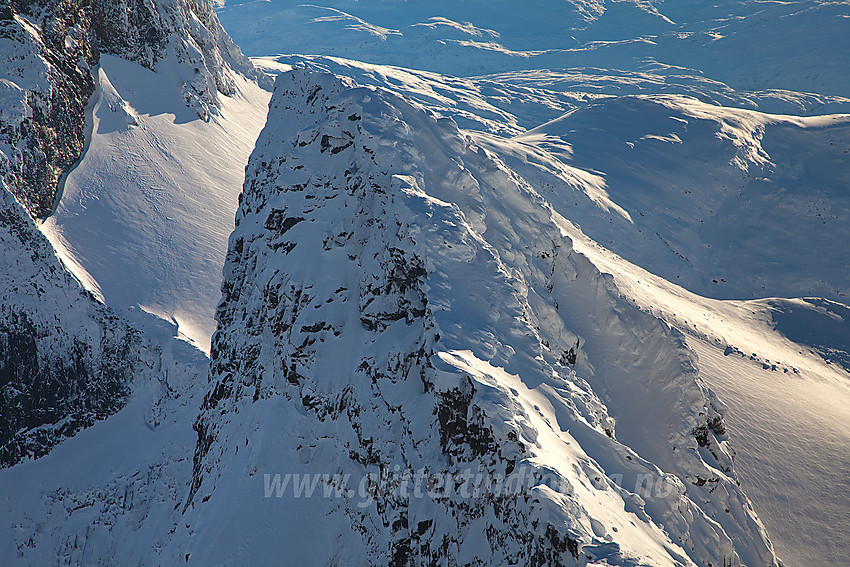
[183,69,778,566]
[0,0,267,218]
[0,0,262,465]
[0,189,159,467]
[1,2,96,217]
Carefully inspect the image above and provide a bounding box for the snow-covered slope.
[0,1,243,562]
[0,181,208,562]
[557,200,850,567]
[0,188,143,466]
[1,0,253,464]
[0,350,204,566]
[20,0,274,352]
[40,54,269,351]
[1,0,271,351]
[0,0,846,565]
[497,97,850,302]
[180,68,778,566]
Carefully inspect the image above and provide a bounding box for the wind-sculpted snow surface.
[500,97,850,303]
[259,55,850,305]
[184,69,778,566]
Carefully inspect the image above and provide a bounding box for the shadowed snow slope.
[0,3,245,561]
[0,195,208,563]
[179,69,778,567]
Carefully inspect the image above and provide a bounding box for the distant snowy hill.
[501,96,850,303]
[217,0,850,96]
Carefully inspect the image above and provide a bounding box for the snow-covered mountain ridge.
[0,0,846,565]
[256,55,850,305]
[246,55,850,567]
[180,68,778,566]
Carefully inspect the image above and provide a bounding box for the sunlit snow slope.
[40,55,270,352]
[560,212,850,567]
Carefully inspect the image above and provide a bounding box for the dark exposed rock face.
[89,0,168,68]
[0,191,156,467]
[0,311,138,467]
[1,0,266,218]
[0,0,261,466]
[1,2,96,217]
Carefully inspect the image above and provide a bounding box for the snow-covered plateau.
[1,1,848,566]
